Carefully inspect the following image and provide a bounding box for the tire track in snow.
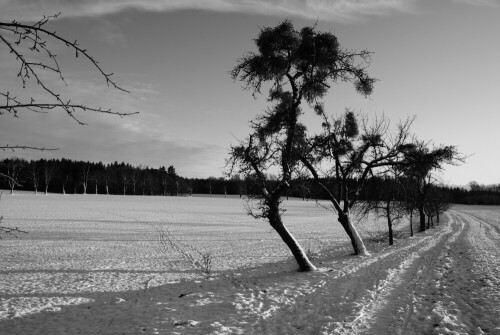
[363,209,500,334]
[361,212,463,334]
[243,221,450,334]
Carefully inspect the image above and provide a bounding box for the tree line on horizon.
[1,156,496,204]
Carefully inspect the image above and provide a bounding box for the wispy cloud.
[0,0,415,22]
[449,0,499,6]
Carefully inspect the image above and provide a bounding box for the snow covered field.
[0,194,499,334]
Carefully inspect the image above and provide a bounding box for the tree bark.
[386,201,394,245]
[271,217,316,272]
[388,217,394,245]
[268,203,316,272]
[418,205,426,232]
[338,212,369,255]
[409,211,414,237]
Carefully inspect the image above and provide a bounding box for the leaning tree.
[0,14,133,236]
[299,110,413,255]
[228,19,375,271]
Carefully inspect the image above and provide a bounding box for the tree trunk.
[338,212,369,255]
[388,217,394,245]
[386,202,393,245]
[268,205,316,272]
[409,211,414,237]
[418,205,426,232]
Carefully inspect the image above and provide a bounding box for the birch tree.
[30,161,41,194]
[0,158,25,194]
[43,160,55,195]
[81,164,91,195]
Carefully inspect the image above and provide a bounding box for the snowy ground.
[0,194,499,334]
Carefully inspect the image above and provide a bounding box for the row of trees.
[227,20,463,271]
[447,185,500,205]
[0,155,455,202]
[0,157,277,197]
[0,158,185,196]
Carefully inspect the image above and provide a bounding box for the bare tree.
[299,110,413,255]
[130,169,138,195]
[0,158,25,194]
[400,141,464,232]
[30,161,41,194]
[228,20,375,271]
[43,160,55,194]
[91,173,99,195]
[120,168,128,196]
[399,174,418,237]
[81,164,91,194]
[424,184,452,227]
[360,172,408,246]
[103,166,112,195]
[0,14,134,133]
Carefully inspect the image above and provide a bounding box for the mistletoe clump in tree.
[228,19,375,271]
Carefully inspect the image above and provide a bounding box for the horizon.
[1,0,499,185]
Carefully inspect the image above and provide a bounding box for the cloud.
[449,0,499,6]
[0,0,415,22]
[0,100,225,177]
[0,69,225,178]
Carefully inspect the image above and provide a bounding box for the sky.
[1,0,499,185]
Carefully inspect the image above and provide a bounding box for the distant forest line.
[1,157,499,205]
